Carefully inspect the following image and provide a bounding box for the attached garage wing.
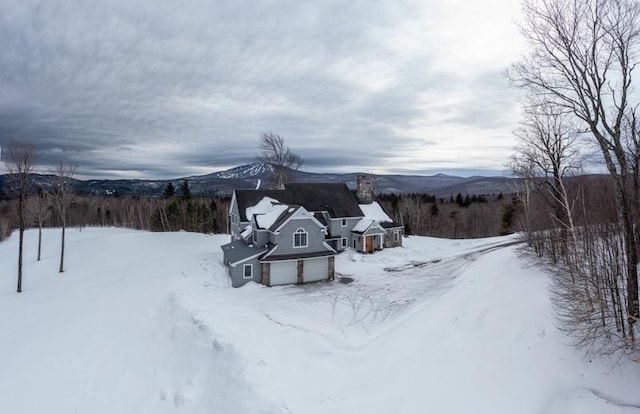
[269,261,298,286]
[303,257,328,282]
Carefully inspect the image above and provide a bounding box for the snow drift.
[0,228,638,413]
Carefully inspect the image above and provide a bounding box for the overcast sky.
[0,0,525,179]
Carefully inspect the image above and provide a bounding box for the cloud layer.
[0,0,524,178]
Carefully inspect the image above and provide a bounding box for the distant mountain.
[197,163,276,180]
[0,162,521,198]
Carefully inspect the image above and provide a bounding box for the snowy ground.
[0,227,639,413]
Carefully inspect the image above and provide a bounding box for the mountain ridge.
[0,162,518,198]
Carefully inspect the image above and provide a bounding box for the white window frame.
[293,228,308,248]
[341,218,347,227]
[342,238,347,248]
[243,264,253,279]
[393,230,400,242]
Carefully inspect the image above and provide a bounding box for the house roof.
[235,190,285,222]
[235,183,363,221]
[220,239,269,266]
[359,201,392,223]
[283,183,364,218]
[313,212,327,226]
[352,218,386,235]
[379,221,404,229]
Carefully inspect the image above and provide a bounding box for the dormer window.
[293,228,308,248]
[341,218,347,227]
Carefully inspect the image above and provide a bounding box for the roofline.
[272,205,327,233]
[229,249,268,267]
[260,252,336,263]
[261,244,279,259]
[352,218,385,233]
[323,241,337,253]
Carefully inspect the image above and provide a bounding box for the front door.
[366,236,374,253]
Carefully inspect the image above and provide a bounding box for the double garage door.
[269,258,329,286]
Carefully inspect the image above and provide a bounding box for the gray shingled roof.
[235,183,364,221]
[263,206,300,232]
[235,190,284,222]
[220,239,268,265]
[283,183,364,218]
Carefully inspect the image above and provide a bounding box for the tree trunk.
[37,224,42,261]
[17,191,24,293]
[59,221,66,273]
[17,227,24,293]
[622,202,639,338]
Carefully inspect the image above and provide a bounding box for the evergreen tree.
[163,182,175,198]
[179,180,192,201]
[499,201,516,235]
[430,202,439,217]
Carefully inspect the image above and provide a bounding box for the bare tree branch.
[257,131,303,189]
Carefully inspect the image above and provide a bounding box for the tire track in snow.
[320,238,524,335]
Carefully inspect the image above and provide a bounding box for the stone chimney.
[356,174,373,204]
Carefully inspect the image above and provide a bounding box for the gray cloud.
[0,0,522,179]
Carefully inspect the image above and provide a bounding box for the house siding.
[229,197,245,240]
[328,217,362,251]
[253,229,270,247]
[229,257,262,287]
[384,227,404,248]
[271,217,327,257]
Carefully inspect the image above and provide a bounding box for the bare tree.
[510,103,582,253]
[4,143,36,293]
[257,131,303,189]
[32,188,50,261]
[510,0,640,339]
[53,162,75,273]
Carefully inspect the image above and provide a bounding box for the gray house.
[221,175,404,287]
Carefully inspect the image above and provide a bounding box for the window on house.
[353,239,356,248]
[293,228,308,248]
[341,218,347,227]
[342,238,347,248]
[393,230,400,242]
[243,264,253,279]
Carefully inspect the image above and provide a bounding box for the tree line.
[377,192,515,239]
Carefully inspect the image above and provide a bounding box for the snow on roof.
[240,224,253,239]
[246,196,290,230]
[245,197,280,219]
[255,205,289,229]
[358,202,392,223]
[352,218,375,233]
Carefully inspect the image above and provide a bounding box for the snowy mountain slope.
[0,228,638,413]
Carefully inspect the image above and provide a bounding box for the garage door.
[269,261,298,286]
[303,257,328,282]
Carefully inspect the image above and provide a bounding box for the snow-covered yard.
[0,227,638,413]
